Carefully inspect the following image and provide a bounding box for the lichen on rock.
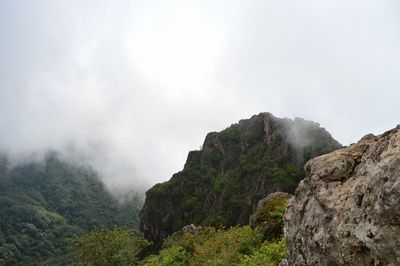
[283,125,400,265]
[249,192,291,240]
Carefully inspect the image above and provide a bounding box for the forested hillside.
[69,192,292,265]
[140,113,341,244]
[0,152,141,265]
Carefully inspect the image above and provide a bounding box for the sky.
[0,0,399,191]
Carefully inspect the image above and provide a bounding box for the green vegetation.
[0,152,142,265]
[70,188,289,266]
[144,126,296,234]
[271,165,299,192]
[71,224,286,265]
[251,199,288,226]
[141,114,342,244]
[0,114,341,264]
[239,237,287,266]
[250,195,290,240]
[144,226,262,266]
[68,153,292,266]
[70,228,150,266]
[192,226,263,265]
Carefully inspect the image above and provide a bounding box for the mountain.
[0,152,141,265]
[282,125,400,265]
[140,113,341,244]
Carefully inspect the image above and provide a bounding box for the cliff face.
[283,126,400,265]
[140,113,341,244]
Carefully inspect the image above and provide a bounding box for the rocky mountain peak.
[140,113,341,244]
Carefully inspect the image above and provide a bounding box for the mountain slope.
[0,152,141,265]
[140,113,341,244]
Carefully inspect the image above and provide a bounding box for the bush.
[249,195,290,240]
[144,226,265,266]
[271,165,299,192]
[239,237,287,266]
[70,228,150,266]
[193,226,263,266]
[143,246,188,266]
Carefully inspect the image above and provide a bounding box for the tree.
[70,228,150,266]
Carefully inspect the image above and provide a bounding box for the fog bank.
[0,0,399,190]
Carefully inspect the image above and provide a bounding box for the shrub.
[70,228,150,266]
[239,237,287,266]
[193,226,263,266]
[249,195,290,240]
[143,246,188,266]
[146,226,264,266]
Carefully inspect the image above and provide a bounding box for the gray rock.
[140,113,341,244]
[249,192,292,240]
[166,224,203,244]
[283,126,400,265]
[180,224,202,234]
[278,259,289,266]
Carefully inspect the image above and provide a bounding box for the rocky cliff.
[140,113,341,244]
[283,126,400,265]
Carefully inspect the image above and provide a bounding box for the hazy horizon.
[1,0,399,191]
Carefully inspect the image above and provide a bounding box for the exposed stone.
[166,224,203,242]
[283,125,400,265]
[249,192,292,240]
[179,224,203,235]
[140,113,341,244]
[278,259,289,266]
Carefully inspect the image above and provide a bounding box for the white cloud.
[0,0,399,190]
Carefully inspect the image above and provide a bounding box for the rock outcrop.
[283,126,400,265]
[140,113,341,244]
[167,224,203,241]
[249,192,291,240]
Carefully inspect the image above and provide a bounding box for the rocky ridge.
[140,113,341,244]
[282,126,400,265]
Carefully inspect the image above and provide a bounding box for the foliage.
[0,152,142,265]
[193,226,263,265]
[162,226,216,252]
[202,215,230,228]
[271,165,300,192]
[70,228,150,266]
[142,115,341,244]
[74,225,288,266]
[239,237,288,266]
[142,246,188,266]
[250,196,290,239]
[143,226,264,266]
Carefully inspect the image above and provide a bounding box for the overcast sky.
[0,0,399,190]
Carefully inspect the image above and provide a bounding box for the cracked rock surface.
[282,126,400,265]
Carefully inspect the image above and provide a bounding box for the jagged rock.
[140,113,341,244]
[170,224,203,238]
[283,126,400,265]
[279,259,289,266]
[249,192,292,240]
[179,224,203,235]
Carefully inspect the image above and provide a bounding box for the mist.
[1,0,399,191]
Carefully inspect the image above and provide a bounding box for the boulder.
[283,126,400,265]
[249,192,291,240]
